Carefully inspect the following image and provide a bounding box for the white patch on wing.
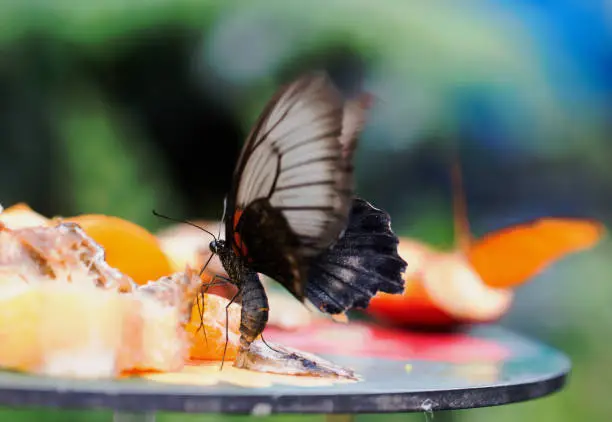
[233,73,365,256]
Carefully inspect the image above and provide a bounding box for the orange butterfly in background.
[367,159,606,328]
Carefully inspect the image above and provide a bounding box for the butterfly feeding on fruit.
[204,72,408,365]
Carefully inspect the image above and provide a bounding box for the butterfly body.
[212,239,269,350]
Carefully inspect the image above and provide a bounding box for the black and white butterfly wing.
[339,93,372,164]
[225,73,362,300]
[306,197,407,315]
[300,94,407,314]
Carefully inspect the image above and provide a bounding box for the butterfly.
[204,72,408,362]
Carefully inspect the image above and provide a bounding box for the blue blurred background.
[1,0,611,420]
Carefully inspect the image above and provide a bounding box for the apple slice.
[367,158,603,328]
[420,251,513,322]
[367,238,513,327]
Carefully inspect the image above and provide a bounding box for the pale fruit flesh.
[0,203,50,229]
[185,293,241,361]
[421,252,514,322]
[0,283,188,377]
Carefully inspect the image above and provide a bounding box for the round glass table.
[0,321,569,421]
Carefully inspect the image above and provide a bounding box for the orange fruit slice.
[65,215,173,285]
[185,293,241,361]
[468,218,605,289]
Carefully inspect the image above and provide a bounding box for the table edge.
[0,366,569,415]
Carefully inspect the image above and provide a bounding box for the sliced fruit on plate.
[64,214,173,286]
[0,221,191,378]
[156,220,236,299]
[0,222,135,292]
[366,238,513,327]
[0,203,50,229]
[0,203,175,286]
[156,221,320,330]
[0,205,361,379]
[0,282,189,378]
[156,220,225,276]
[366,160,605,328]
[184,291,241,361]
[468,217,605,289]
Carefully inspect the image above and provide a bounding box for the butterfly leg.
[197,275,236,344]
[260,333,284,355]
[220,287,242,370]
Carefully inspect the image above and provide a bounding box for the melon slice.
[0,208,257,371]
[0,203,50,229]
[0,222,135,292]
[0,220,194,378]
[0,281,190,378]
[120,290,188,374]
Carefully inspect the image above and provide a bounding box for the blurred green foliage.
[0,1,611,421]
[56,85,184,230]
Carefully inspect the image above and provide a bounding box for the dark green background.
[1,1,611,420]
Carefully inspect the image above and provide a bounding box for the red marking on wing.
[231,208,249,257]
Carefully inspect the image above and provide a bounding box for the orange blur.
[468,218,605,288]
[65,214,174,285]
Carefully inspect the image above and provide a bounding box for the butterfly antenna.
[152,210,218,241]
[152,210,219,278]
[199,252,215,278]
